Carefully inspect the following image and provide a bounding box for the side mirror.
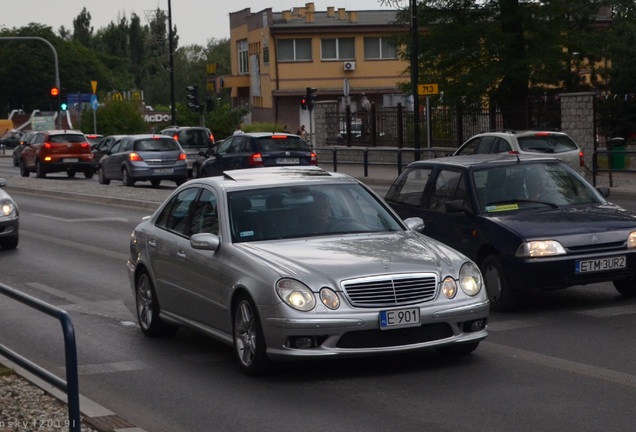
[596,186,610,198]
[403,217,425,231]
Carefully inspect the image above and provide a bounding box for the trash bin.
[607,137,626,170]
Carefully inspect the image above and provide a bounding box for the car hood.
[489,203,636,239]
[235,231,466,287]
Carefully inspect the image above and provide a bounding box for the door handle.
[177,250,187,260]
[148,239,156,248]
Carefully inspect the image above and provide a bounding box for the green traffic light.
[60,103,68,111]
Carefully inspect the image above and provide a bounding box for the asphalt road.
[2,156,636,432]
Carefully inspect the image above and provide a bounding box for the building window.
[364,37,398,60]
[238,39,248,75]
[276,38,312,61]
[263,46,269,65]
[321,38,355,60]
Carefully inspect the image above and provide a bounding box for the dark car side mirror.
[596,186,610,198]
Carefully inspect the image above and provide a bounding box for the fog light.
[465,319,487,332]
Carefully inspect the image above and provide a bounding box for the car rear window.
[134,138,180,151]
[178,129,211,148]
[518,135,579,154]
[49,134,86,143]
[257,136,309,151]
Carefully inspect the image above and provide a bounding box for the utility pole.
[168,0,176,125]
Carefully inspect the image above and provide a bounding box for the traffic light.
[186,85,200,111]
[59,88,68,111]
[50,87,59,110]
[306,87,317,111]
[300,97,308,110]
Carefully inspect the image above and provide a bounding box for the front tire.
[191,164,200,179]
[0,236,19,250]
[233,293,270,375]
[613,279,636,297]
[481,254,519,312]
[135,271,177,337]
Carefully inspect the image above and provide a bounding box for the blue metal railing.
[0,282,81,432]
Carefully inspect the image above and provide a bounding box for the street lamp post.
[411,0,420,158]
[168,0,176,125]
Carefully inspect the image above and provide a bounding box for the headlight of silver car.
[1,200,15,217]
[628,231,636,249]
[441,277,457,299]
[319,288,340,310]
[459,262,482,296]
[516,240,566,257]
[276,279,316,311]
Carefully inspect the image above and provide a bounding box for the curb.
[0,357,147,432]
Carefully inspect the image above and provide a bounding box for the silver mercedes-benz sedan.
[127,166,489,375]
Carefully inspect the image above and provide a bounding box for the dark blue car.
[385,153,636,311]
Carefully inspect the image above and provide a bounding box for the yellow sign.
[91,80,98,94]
[112,92,123,101]
[131,91,142,100]
[417,84,439,96]
[206,63,218,75]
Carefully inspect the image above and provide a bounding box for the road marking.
[32,214,130,223]
[577,305,636,318]
[76,360,150,376]
[21,230,129,261]
[27,282,134,321]
[481,341,636,388]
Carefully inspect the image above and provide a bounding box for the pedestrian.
[233,125,244,135]
[296,125,308,141]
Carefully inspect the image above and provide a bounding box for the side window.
[216,138,233,155]
[457,138,481,155]
[187,189,219,236]
[494,138,513,153]
[427,169,464,212]
[385,167,432,207]
[229,137,246,154]
[155,187,200,235]
[109,140,122,153]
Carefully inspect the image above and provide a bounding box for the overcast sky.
[2,0,398,46]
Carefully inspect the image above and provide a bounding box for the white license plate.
[380,307,421,330]
[154,168,173,174]
[575,256,626,274]
[63,158,79,162]
[276,157,299,165]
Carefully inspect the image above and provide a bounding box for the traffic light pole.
[0,37,61,128]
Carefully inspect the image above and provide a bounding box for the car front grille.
[336,323,453,348]
[342,273,437,308]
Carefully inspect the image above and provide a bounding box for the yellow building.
[225,2,409,133]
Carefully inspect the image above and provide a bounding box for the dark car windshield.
[473,161,601,212]
[517,134,579,154]
[229,184,402,242]
[134,138,180,151]
[257,136,309,152]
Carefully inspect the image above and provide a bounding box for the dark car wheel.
[233,293,270,375]
[481,254,519,312]
[435,342,480,356]
[19,160,29,177]
[98,167,110,185]
[12,155,19,167]
[613,279,636,297]
[36,160,46,178]
[0,236,19,250]
[84,169,94,179]
[135,271,177,337]
[191,164,200,179]
[150,179,161,187]
[122,167,134,186]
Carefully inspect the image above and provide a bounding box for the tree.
[391,0,606,129]
[72,7,93,48]
[81,100,147,135]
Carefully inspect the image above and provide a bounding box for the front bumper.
[261,299,490,361]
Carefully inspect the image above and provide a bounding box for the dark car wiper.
[488,199,558,208]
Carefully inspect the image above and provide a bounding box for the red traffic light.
[50,87,59,97]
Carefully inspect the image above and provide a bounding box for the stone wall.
[560,92,595,172]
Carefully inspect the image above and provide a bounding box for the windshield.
[179,129,212,148]
[133,138,180,151]
[256,136,310,152]
[473,161,602,213]
[517,134,579,154]
[229,184,403,242]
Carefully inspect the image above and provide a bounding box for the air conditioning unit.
[343,61,356,71]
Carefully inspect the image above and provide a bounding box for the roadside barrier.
[0,282,81,432]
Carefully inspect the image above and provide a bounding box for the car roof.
[473,129,571,138]
[235,132,302,139]
[190,166,358,192]
[408,153,564,169]
[125,134,177,140]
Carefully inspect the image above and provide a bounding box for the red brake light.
[173,134,179,141]
[579,150,585,167]
[129,152,143,161]
[508,150,519,154]
[44,142,52,149]
[178,152,187,160]
[534,132,551,137]
[81,142,90,148]
[249,153,264,166]
[310,152,318,165]
[271,135,287,139]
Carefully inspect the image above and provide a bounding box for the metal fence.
[323,97,562,150]
[0,282,81,432]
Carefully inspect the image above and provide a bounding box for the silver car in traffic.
[127,166,489,375]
